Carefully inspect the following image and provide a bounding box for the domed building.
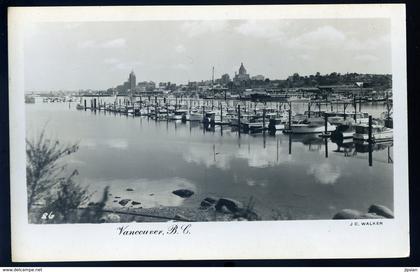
[234,62,250,83]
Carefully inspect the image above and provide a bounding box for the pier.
[69,94,395,168]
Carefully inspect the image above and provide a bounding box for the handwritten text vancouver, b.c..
[117,224,191,236]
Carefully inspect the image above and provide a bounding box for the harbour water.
[26,101,393,220]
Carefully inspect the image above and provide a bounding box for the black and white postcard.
[8,4,409,261]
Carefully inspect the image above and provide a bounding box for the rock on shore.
[368,204,394,218]
[333,204,394,219]
[200,197,217,209]
[118,199,131,206]
[215,198,243,213]
[333,209,363,219]
[172,189,194,198]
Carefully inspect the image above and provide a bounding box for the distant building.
[114,71,137,94]
[251,75,265,81]
[123,81,130,91]
[137,81,156,92]
[317,84,373,96]
[188,81,198,88]
[138,89,164,96]
[233,63,250,83]
[220,73,231,85]
[129,71,136,91]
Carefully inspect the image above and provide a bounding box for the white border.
[9,4,409,262]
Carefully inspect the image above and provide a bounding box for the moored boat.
[268,118,286,131]
[189,111,203,122]
[289,117,336,134]
[127,106,134,115]
[353,124,393,143]
[241,116,264,133]
[172,109,189,120]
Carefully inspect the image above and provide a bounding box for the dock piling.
[324,113,328,134]
[220,103,223,124]
[386,92,391,121]
[263,108,266,132]
[343,103,347,120]
[353,96,357,122]
[308,103,311,118]
[368,115,373,167]
[324,138,328,158]
[155,100,158,121]
[237,104,241,137]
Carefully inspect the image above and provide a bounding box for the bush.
[43,170,90,223]
[26,130,95,223]
[27,130,117,224]
[26,130,79,211]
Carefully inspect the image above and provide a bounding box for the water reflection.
[236,144,291,168]
[246,178,267,188]
[332,137,393,165]
[182,133,294,169]
[307,163,341,185]
[181,128,393,171]
[183,143,232,170]
[26,103,394,219]
[80,138,129,150]
[106,139,129,150]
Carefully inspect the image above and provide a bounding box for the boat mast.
[212,66,215,100]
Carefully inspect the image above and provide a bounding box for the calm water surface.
[26,102,393,220]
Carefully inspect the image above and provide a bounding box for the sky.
[24,19,391,91]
